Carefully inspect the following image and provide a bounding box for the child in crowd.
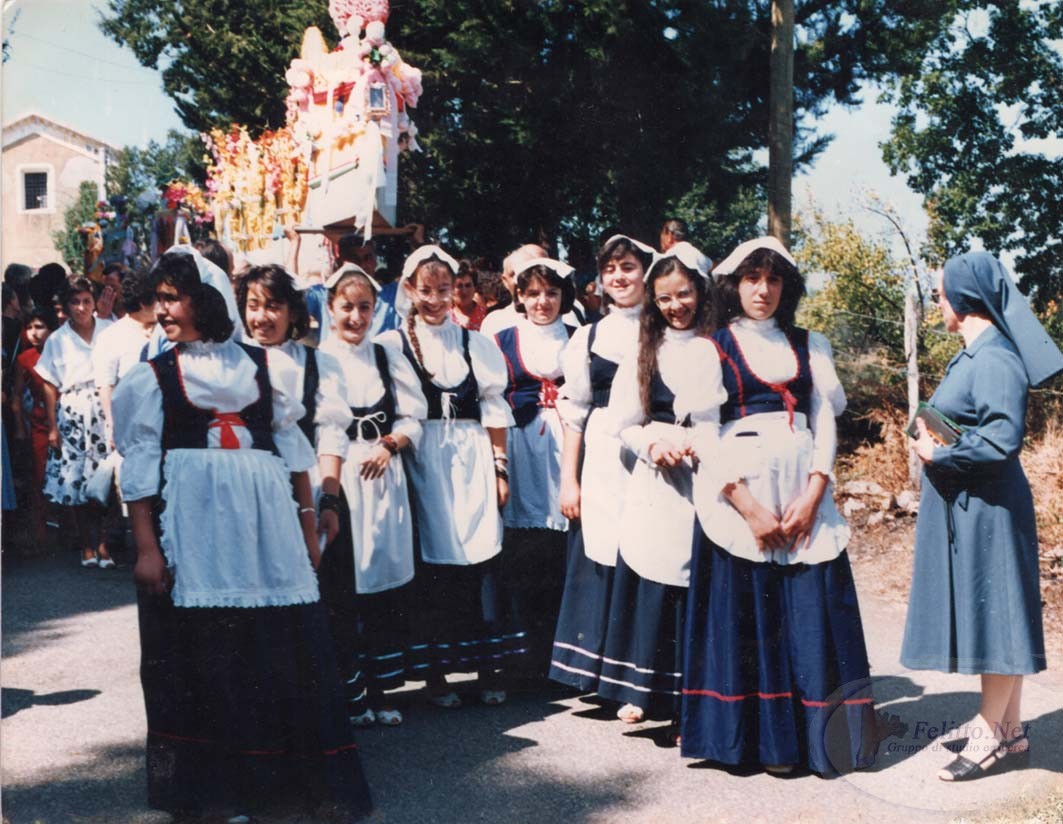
[113,247,371,821]
[10,307,60,544]
[550,235,653,692]
[379,244,521,707]
[318,264,427,726]
[682,237,877,775]
[494,257,577,676]
[601,242,723,728]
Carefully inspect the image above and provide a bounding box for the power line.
[12,58,162,86]
[16,30,157,72]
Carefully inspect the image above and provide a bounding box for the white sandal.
[428,691,462,709]
[616,703,645,724]
[376,708,404,726]
[480,689,507,706]
[349,708,376,727]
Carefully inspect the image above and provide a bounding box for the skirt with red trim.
[680,542,878,775]
[596,554,685,719]
[548,524,616,692]
[137,592,373,819]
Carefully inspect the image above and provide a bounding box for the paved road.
[3,550,1062,824]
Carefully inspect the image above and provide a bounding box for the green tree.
[101,1,957,257]
[100,0,332,133]
[52,181,100,274]
[880,1,1063,308]
[795,209,907,354]
[106,130,207,198]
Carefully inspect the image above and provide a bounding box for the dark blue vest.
[713,325,812,425]
[298,345,319,444]
[495,324,575,428]
[149,342,278,455]
[347,344,396,440]
[400,326,481,422]
[587,320,620,409]
[648,371,681,425]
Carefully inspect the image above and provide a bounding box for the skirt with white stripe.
[317,506,411,715]
[406,552,528,678]
[549,524,616,691]
[596,555,685,719]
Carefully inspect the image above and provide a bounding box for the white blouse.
[512,316,569,381]
[92,315,153,390]
[320,333,427,447]
[608,328,726,461]
[557,304,641,432]
[35,318,113,391]
[715,316,845,479]
[114,339,317,502]
[691,317,851,565]
[377,316,514,429]
[271,339,352,459]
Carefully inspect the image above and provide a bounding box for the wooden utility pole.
[767,0,794,246]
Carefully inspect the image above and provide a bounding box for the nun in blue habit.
[903,251,1063,782]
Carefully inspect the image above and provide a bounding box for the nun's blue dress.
[901,326,1046,674]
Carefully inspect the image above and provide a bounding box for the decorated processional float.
[78,182,213,281]
[203,0,424,262]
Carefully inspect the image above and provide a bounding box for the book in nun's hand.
[905,402,965,446]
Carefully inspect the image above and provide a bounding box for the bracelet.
[495,467,509,482]
[298,506,316,516]
[493,455,508,466]
[317,493,342,515]
[380,435,400,455]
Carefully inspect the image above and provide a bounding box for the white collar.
[609,303,642,319]
[733,316,779,333]
[664,326,697,341]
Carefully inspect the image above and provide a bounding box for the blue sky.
[2,0,930,253]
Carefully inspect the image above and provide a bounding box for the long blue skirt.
[597,555,685,719]
[137,592,372,819]
[548,523,616,691]
[681,542,878,775]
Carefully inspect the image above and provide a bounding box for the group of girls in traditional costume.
[548,234,878,776]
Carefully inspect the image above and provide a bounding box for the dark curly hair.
[237,264,310,341]
[26,305,60,332]
[716,248,805,330]
[120,268,158,315]
[596,235,653,312]
[150,251,234,343]
[58,277,96,312]
[596,235,653,275]
[514,265,576,317]
[637,258,718,418]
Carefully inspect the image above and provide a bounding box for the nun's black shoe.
[937,743,1007,781]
